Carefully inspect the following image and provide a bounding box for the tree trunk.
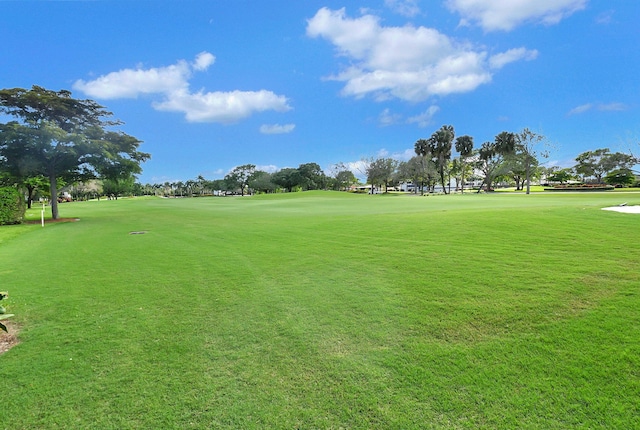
[49,172,59,220]
[525,163,531,194]
[26,186,35,209]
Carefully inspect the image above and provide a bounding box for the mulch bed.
[0,323,19,355]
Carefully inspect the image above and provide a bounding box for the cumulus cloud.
[306,8,535,102]
[73,52,291,123]
[73,61,191,99]
[259,123,296,134]
[568,102,629,115]
[153,89,290,123]
[193,51,216,71]
[446,0,587,32]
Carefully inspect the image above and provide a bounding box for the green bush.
[0,186,26,225]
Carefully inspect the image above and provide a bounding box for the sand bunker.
[602,205,640,214]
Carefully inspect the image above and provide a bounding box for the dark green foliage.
[0,186,25,225]
[604,168,636,187]
[0,86,149,219]
[0,291,13,332]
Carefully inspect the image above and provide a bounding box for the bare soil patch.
[0,322,19,355]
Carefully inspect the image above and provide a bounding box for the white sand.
[601,205,640,214]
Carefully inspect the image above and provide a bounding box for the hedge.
[0,186,26,225]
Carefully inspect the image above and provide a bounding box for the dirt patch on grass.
[0,322,19,355]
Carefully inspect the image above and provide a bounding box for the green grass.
[1,192,639,428]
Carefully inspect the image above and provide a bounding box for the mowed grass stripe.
[0,192,639,428]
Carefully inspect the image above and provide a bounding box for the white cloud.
[596,10,614,25]
[406,105,440,127]
[259,123,296,134]
[568,102,629,115]
[255,164,279,173]
[153,89,290,123]
[599,102,628,112]
[385,0,420,17]
[392,148,416,161]
[193,51,215,71]
[446,0,587,32]
[378,108,402,126]
[568,103,593,115]
[380,105,439,127]
[73,61,191,99]
[489,47,538,69]
[307,8,534,102]
[74,52,291,123]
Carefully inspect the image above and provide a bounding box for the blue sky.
[1,0,638,183]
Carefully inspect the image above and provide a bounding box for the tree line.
[2,86,639,221]
[364,126,638,195]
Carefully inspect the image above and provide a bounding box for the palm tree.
[428,125,455,194]
[454,135,474,193]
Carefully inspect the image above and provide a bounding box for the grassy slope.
[1,192,639,428]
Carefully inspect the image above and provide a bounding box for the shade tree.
[604,168,636,187]
[249,170,277,194]
[0,86,149,219]
[366,157,397,193]
[396,155,436,195]
[574,148,637,183]
[224,164,256,196]
[476,131,516,192]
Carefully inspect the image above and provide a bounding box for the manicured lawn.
[1,192,639,428]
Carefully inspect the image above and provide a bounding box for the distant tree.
[249,170,277,193]
[548,168,574,184]
[195,175,206,196]
[572,148,635,183]
[208,179,228,192]
[296,162,326,190]
[0,86,149,219]
[424,125,455,193]
[454,135,473,193]
[505,151,537,191]
[476,131,516,192]
[224,164,256,196]
[604,168,635,187]
[333,167,357,191]
[102,175,134,199]
[449,158,466,192]
[272,168,299,192]
[366,158,397,193]
[515,128,549,194]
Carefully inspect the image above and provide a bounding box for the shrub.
[0,186,26,225]
[0,291,13,332]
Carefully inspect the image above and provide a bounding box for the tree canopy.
[0,86,149,218]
